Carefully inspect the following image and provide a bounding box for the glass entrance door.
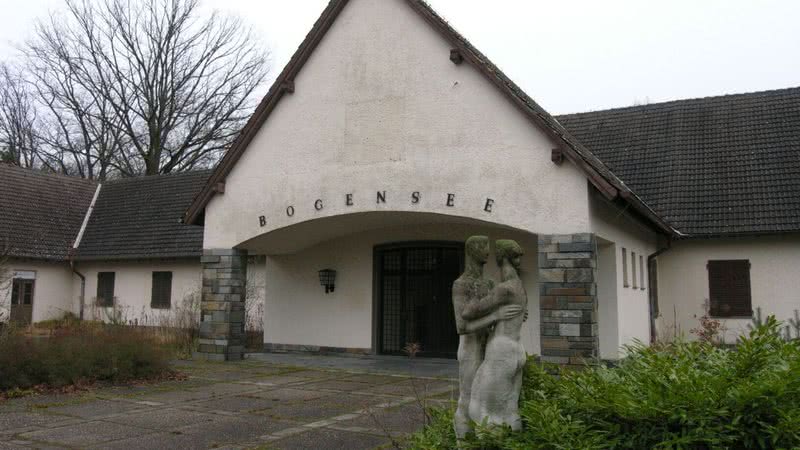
[376,242,463,358]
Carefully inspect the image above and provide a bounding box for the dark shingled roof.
[556,87,800,237]
[75,170,211,260]
[0,164,97,261]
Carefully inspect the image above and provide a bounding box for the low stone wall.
[263,342,372,356]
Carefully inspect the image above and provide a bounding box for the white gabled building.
[2,0,798,365]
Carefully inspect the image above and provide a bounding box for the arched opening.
[234,211,541,358]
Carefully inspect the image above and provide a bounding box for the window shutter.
[97,272,115,307]
[151,272,173,308]
[707,260,752,317]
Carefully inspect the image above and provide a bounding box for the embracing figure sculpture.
[451,236,525,439]
[467,239,528,430]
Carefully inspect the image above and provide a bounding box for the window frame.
[96,272,116,307]
[11,278,35,306]
[150,271,173,309]
[622,248,629,288]
[707,259,752,318]
[639,254,646,290]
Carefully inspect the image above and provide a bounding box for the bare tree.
[0,240,11,324]
[24,0,269,178]
[0,64,39,168]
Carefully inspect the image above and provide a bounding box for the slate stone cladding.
[538,234,598,367]
[196,249,248,361]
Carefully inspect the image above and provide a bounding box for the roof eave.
[183,0,350,225]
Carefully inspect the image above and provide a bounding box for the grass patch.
[0,321,175,393]
[409,317,800,449]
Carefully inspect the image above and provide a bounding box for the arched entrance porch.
[197,211,601,365]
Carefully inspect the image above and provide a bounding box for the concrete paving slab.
[101,408,220,431]
[20,420,154,447]
[248,352,458,378]
[38,399,146,420]
[336,402,429,434]
[191,394,290,413]
[0,411,71,434]
[1,356,456,449]
[96,415,294,449]
[270,427,391,450]
[245,375,311,386]
[300,378,386,392]
[343,373,407,385]
[363,378,457,397]
[249,387,336,403]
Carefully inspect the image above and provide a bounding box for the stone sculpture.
[451,236,523,438]
[467,239,528,430]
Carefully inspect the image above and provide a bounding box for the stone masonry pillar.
[196,249,248,361]
[538,234,598,367]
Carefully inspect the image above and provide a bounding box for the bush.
[408,317,800,449]
[0,322,173,391]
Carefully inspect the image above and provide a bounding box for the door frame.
[371,240,463,357]
[10,273,36,325]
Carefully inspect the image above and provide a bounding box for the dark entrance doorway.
[10,277,34,325]
[375,242,463,358]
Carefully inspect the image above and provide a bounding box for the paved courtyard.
[0,356,458,449]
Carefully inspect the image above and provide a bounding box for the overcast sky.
[0,0,798,115]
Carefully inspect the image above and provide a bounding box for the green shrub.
[409,316,800,449]
[0,323,172,391]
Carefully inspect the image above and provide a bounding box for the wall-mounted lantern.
[318,269,337,293]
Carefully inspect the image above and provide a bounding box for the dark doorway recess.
[375,242,463,358]
[10,278,34,325]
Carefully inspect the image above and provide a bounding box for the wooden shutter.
[707,260,752,317]
[151,272,173,308]
[97,272,115,307]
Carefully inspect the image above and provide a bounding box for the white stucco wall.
[657,235,800,343]
[590,196,659,358]
[0,259,74,322]
[72,260,201,325]
[204,0,591,251]
[261,221,541,356]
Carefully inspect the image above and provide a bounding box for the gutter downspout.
[71,183,102,321]
[647,238,673,343]
[70,260,86,320]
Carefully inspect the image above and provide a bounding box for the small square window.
[151,272,173,309]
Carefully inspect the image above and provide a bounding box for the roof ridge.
[556,85,800,118]
[0,163,98,186]
[104,168,215,185]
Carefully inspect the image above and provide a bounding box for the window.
[96,272,115,307]
[632,251,638,289]
[708,260,752,317]
[151,272,173,309]
[622,248,629,287]
[639,254,646,290]
[11,279,34,305]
